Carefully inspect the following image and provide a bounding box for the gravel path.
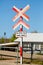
[0,50,43,65]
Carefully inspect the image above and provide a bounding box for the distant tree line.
[0,30,38,43]
[0,34,17,43]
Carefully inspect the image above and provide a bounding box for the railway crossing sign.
[12,5,30,30]
[12,17,30,30]
[12,5,30,64]
[12,5,30,21]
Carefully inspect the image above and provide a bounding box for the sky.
[0,0,43,38]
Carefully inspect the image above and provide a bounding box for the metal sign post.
[31,43,33,62]
[20,37,23,64]
[12,5,30,64]
[20,21,23,64]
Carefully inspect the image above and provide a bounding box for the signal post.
[12,5,30,64]
[20,16,23,64]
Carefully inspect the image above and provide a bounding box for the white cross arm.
[12,5,30,22]
[12,13,20,21]
[12,20,30,30]
[21,5,30,13]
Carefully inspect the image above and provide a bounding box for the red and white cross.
[12,5,30,21]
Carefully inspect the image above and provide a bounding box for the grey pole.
[4,32,6,50]
[17,44,19,64]
[31,43,33,62]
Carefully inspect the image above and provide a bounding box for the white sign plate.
[16,31,27,37]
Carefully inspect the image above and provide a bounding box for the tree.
[4,32,6,36]
[31,30,38,33]
[1,37,4,43]
[4,32,6,43]
[10,34,17,42]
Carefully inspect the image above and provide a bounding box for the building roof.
[15,33,43,42]
[0,42,18,46]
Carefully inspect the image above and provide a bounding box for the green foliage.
[0,34,17,43]
[31,30,38,33]
[0,37,4,43]
[10,34,17,42]
[41,62,43,65]
[37,53,43,55]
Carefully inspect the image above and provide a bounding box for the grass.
[31,59,43,64]
[0,57,43,65]
[0,58,7,60]
[37,53,43,55]
[0,58,8,60]
[0,55,43,65]
[15,58,43,65]
[0,57,13,60]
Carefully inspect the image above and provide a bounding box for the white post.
[20,37,23,64]
[20,16,23,64]
[33,44,35,50]
[39,44,41,50]
[20,24,23,64]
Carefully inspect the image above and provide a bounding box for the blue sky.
[0,0,43,38]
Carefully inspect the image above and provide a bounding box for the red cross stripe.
[20,47,22,56]
[12,5,30,21]
[20,24,23,32]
